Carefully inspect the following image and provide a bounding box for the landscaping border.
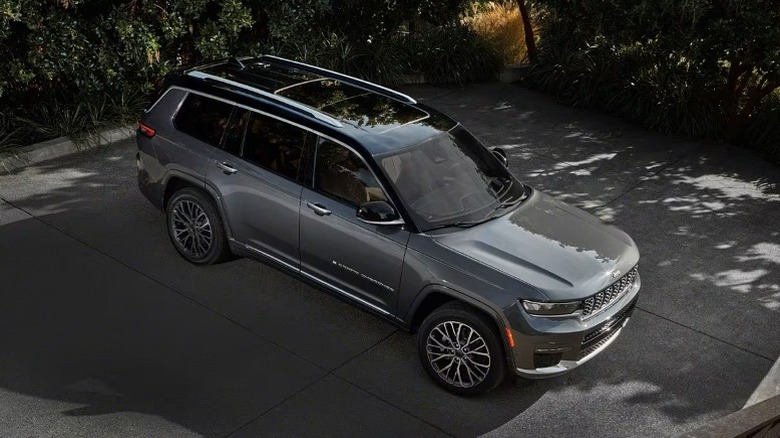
[0,125,135,173]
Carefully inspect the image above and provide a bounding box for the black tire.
[417,302,506,396]
[166,187,230,265]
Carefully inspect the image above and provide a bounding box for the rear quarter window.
[173,93,234,147]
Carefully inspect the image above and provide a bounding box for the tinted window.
[222,108,250,156]
[314,140,387,206]
[174,94,234,147]
[242,113,307,180]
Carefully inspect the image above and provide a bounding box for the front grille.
[582,298,636,345]
[582,266,638,318]
[578,328,620,360]
[534,353,563,368]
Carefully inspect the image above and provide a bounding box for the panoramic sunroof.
[276,79,429,133]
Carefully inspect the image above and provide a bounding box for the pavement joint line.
[331,374,456,438]
[222,374,327,438]
[323,330,458,437]
[634,306,774,363]
[329,328,401,371]
[0,194,329,374]
[2,193,449,437]
[598,144,706,211]
[224,328,457,438]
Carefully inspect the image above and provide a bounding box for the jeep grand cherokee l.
[136,56,641,395]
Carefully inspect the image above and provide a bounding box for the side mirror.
[492,147,508,167]
[357,201,402,225]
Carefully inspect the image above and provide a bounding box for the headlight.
[522,300,581,316]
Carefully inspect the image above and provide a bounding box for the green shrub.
[0,114,22,153]
[0,0,496,148]
[744,93,780,163]
[529,0,780,153]
[405,24,503,84]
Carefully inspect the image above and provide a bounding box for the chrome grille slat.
[581,266,638,319]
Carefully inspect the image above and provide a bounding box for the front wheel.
[166,187,230,265]
[417,302,507,396]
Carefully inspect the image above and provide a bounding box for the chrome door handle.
[306,201,331,216]
[216,161,238,175]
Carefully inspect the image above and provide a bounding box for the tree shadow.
[404,82,780,435]
[1,80,779,437]
[0,142,546,437]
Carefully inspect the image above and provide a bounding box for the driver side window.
[314,140,388,206]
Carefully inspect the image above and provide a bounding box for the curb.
[499,63,530,83]
[0,124,135,173]
[745,356,780,408]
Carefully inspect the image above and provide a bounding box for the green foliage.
[265,0,330,43]
[744,93,780,162]
[0,0,503,150]
[0,114,21,152]
[530,0,780,159]
[405,24,503,84]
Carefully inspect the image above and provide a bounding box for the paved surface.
[0,82,778,437]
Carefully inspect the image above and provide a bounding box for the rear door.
[299,138,410,313]
[206,107,314,269]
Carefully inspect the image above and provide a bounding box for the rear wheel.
[166,187,230,265]
[417,302,506,395]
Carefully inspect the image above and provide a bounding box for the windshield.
[379,126,527,231]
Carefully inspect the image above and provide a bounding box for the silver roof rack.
[186,70,343,128]
[260,54,418,105]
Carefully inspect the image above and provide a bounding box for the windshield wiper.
[481,184,530,220]
[488,176,512,195]
[425,220,486,232]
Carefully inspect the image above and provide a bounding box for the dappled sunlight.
[553,152,617,170]
[405,82,778,432]
[488,142,529,152]
[686,241,780,311]
[737,243,780,265]
[3,166,104,214]
[690,269,770,294]
[761,290,780,310]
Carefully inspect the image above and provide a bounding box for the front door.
[299,139,410,313]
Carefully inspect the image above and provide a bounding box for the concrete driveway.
[0,82,778,437]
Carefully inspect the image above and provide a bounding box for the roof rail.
[186,70,343,128]
[184,56,252,74]
[260,54,418,105]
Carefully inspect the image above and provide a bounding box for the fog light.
[536,346,572,353]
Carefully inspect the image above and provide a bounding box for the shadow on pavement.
[0,144,546,436]
[1,78,779,437]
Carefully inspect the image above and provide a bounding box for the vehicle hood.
[430,190,639,301]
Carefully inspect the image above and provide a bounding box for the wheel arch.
[406,285,512,354]
[162,171,234,240]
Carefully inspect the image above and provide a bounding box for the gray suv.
[137,56,641,395]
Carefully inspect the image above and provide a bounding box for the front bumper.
[505,272,641,379]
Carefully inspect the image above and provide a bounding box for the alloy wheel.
[426,320,491,388]
[170,199,213,259]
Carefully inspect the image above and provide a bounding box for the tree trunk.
[516,0,537,63]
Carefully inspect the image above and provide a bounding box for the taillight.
[138,122,156,138]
